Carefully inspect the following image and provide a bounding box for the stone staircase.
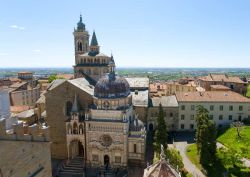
[58,156,85,177]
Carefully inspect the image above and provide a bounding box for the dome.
[94,74,130,99]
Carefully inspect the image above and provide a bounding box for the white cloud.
[0,53,8,56]
[10,25,25,30]
[32,49,41,52]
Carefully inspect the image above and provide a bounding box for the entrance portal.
[104,155,110,166]
[149,123,154,131]
[78,141,84,157]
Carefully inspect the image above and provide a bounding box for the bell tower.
[73,15,89,57]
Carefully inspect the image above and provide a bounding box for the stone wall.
[0,140,51,177]
[45,81,93,159]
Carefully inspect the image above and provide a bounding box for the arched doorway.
[69,140,84,159]
[78,141,84,157]
[149,123,154,131]
[104,155,110,166]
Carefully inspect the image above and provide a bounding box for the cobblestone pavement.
[173,142,205,177]
[217,142,250,168]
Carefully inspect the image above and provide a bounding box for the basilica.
[45,15,147,172]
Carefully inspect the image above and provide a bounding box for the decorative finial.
[80,14,82,22]
[160,144,166,160]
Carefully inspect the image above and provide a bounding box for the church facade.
[45,16,146,169]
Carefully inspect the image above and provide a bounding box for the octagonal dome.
[94,74,130,99]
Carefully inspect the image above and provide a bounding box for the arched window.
[80,58,83,64]
[84,59,86,63]
[66,101,72,116]
[67,124,72,134]
[78,42,82,51]
[73,122,78,134]
[79,124,84,134]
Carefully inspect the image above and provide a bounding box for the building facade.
[197,74,248,94]
[176,91,250,130]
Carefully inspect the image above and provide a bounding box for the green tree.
[195,105,217,166]
[48,75,65,83]
[195,105,209,153]
[246,84,250,98]
[155,103,168,152]
[48,75,57,83]
[166,148,184,169]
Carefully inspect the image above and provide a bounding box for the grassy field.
[217,126,250,159]
[186,144,203,170]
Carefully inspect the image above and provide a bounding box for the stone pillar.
[67,144,70,159]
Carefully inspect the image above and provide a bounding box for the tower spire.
[76,14,85,31]
[108,54,116,81]
[88,31,100,56]
[90,31,98,46]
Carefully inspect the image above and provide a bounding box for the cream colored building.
[0,118,51,177]
[150,79,197,97]
[9,82,40,106]
[175,91,250,130]
[197,74,248,94]
[148,96,179,131]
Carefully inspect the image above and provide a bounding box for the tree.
[155,103,168,152]
[232,121,244,138]
[195,105,217,166]
[166,148,184,170]
[48,75,65,83]
[48,75,57,83]
[195,105,209,153]
[246,84,250,98]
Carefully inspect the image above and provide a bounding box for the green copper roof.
[90,31,98,46]
[77,15,85,31]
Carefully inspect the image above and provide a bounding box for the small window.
[239,106,243,111]
[209,115,214,120]
[66,101,73,116]
[181,124,185,129]
[181,115,185,120]
[219,115,223,120]
[229,115,233,120]
[92,155,98,161]
[191,105,195,111]
[134,144,137,153]
[220,105,223,111]
[210,105,214,111]
[229,105,233,111]
[115,156,121,163]
[170,112,173,117]
[190,115,195,120]
[248,115,250,119]
[190,124,194,129]
[181,105,185,110]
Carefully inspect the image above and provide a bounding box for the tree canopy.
[155,103,168,152]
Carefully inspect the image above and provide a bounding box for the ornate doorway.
[104,155,110,166]
[78,141,84,157]
[69,140,84,159]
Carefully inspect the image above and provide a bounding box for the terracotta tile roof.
[56,74,74,80]
[210,85,231,90]
[151,96,178,107]
[10,105,33,114]
[199,74,246,84]
[125,77,149,89]
[175,91,250,103]
[9,82,28,89]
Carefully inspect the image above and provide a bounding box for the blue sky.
[0,0,249,68]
